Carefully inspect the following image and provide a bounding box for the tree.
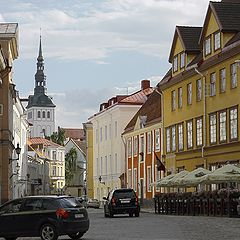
[65,147,78,186]
[49,127,65,146]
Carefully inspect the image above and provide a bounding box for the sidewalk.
[141,207,155,213]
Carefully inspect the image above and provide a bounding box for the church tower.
[26,36,56,137]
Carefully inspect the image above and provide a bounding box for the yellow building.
[83,122,94,198]
[159,0,240,174]
[0,23,19,203]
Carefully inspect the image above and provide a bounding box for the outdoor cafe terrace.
[153,164,240,217]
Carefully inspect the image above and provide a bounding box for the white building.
[89,80,153,201]
[11,92,29,199]
[26,37,55,138]
[65,139,87,196]
[28,138,65,194]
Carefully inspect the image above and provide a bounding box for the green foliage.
[65,147,78,186]
[50,127,65,146]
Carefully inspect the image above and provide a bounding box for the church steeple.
[34,35,47,95]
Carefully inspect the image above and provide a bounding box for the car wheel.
[40,223,58,240]
[68,232,84,239]
[135,211,140,217]
[109,210,114,218]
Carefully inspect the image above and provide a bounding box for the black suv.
[103,188,140,217]
[0,195,89,240]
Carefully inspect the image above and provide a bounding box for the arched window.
[37,111,41,118]
[47,111,50,118]
[42,111,46,118]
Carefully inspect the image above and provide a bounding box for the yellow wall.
[163,52,240,173]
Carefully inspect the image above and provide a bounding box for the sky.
[0,0,214,128]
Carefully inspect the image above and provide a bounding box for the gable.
[173,36,184,58]
[205,11,220,37]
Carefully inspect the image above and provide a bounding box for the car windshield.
[113,190,136,199]
[58,197,82,208]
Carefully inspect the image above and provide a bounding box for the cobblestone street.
[4,208,240,240]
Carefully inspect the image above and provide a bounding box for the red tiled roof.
[120,88,153,104]
[63,128,85,141]
[28,137,62,148]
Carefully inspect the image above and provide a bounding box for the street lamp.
[9,143,21,163]
[99,176,105,185]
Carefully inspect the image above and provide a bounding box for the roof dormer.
[169,26,202,77]
[199,1,240,60]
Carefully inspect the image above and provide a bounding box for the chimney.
[141,80,150,90]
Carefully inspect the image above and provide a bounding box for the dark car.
[103,188,140,218]
[0,195,89,240]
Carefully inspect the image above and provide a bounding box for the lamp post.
[9,143,21,199]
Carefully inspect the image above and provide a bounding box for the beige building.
[0,23,19,203]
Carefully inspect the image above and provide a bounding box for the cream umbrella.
[155,173,175,187]
[180,167,211,187]
[202,164,240,184]
[167,170,189,187]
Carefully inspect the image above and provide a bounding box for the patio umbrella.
[180,167,211,187]
[155,173,176,187]
[202,164,240,184]
[167,170,189,187]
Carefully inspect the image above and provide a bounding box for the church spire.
[34,34,46,95]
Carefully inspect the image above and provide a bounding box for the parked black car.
[103,188,140,217]
[0,195,89,240]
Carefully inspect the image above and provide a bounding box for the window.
[220,68,226,93]
[187,83,192,105]
[100,157,103,175]
[219,111,227,142]
[0,104,2,115]
[47,111,50,118]
[133,168,137,192]
[28,111,32,119]
[210,114,217,144]
[37,111,41,118]
[230,108,238,140]
[180,52,185,69]
[178,123,184,151]
[187,120,193,149]
[42,111,46,118]
[173,55,178,72]
[134,137,138,156]
[96,129,99,143]
[210,73,216,96]
[196,79,202,101]
[166,128,171,153]
[140,135,144,161]
[155,129,160,151]
[205,37,211,56]
[147,166,152,192]
[105,156,107,175]
[52,151,56,160]
[128,138,132,157]
[105,125,107,141]
[147,132,152,154]
[171,90,176,111]
[52,166,56,176]
[196,117,203,146]
[100,127,102,142]
[109,124,111,139]
[171,125,176,152]
[214,32,221,50]
[230,63,237,88]
[155,166,161,191]
[178,87,182,108]
[128,169,132,188]
[115,153,117,173]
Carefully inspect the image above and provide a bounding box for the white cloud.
[3,0,210,61]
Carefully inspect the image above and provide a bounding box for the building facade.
[26,37,55,138]
[28,138,65,194]
[0,23,19,203]
[159,0,240,175]
[64,139,87,197]
[123,90,163,206]
[89,80,153,201]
